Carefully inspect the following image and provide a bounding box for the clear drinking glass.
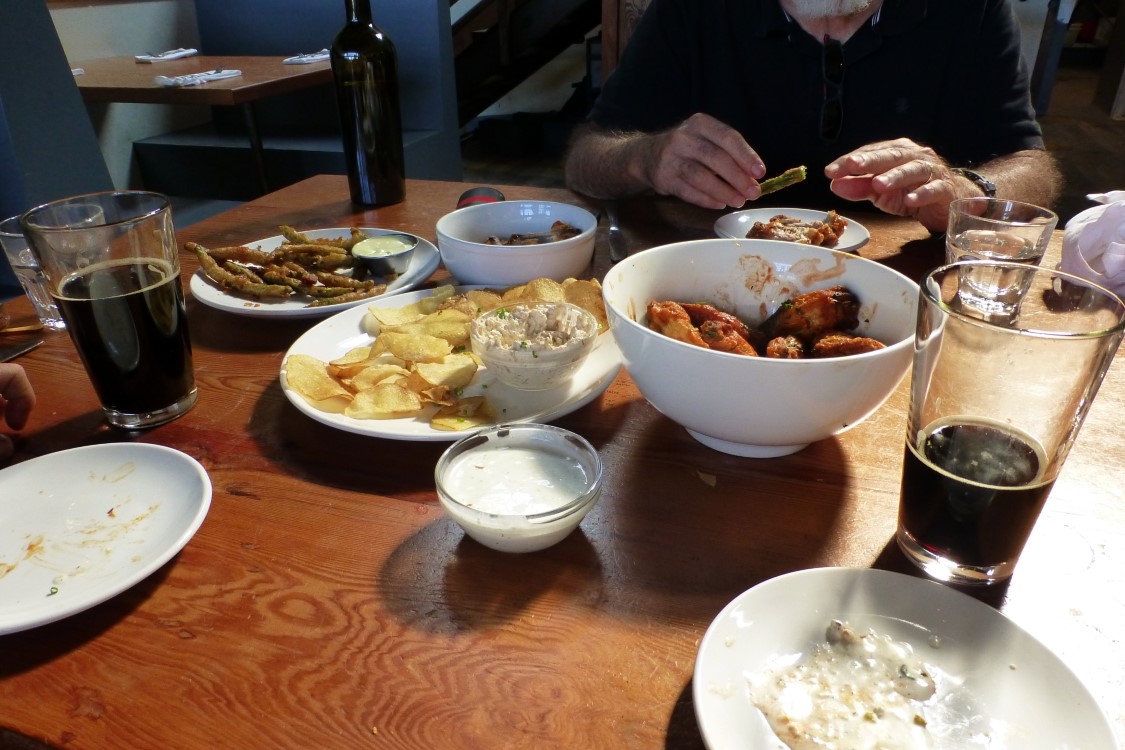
[0,214,67,329]
[945,198,1058,319]
[897,260,1125,585]
[21,191,197,429]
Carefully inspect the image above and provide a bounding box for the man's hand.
[564,114,767,209]
[825,138,975,232]
[639,113,766,209]
[0,363,36,462]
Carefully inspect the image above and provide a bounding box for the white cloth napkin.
[283,49,330,64]
[135,48,199,63]
[1060,191,1125,296]
[154,69,242,88]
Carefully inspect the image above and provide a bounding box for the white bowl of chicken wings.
[601,239,918,457]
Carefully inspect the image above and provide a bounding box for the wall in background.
[49,0,204,190]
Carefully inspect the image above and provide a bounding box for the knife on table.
[0,337,42,362]
[606,202,627,264]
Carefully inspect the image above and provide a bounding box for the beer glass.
[21,191,197,429]
[897,260,1125,585]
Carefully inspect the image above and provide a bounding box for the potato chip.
[346,362,411,391]
[345,382,422,419]
[465,289,503,314]
[374,331,453,362]
[385,308,472,346]
[284,354,352,402]
[412,352,478,389]
[563,279,608,330]
[521,277,567,303]
[430,396,495,431]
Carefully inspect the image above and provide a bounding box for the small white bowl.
[436,200,597,286]
[470,301,599,390]
[435,423,604,553]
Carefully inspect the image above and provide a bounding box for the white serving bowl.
[602,239,919,457]
[470,301,599,391]
[435,200,597,286]
[435,423,604,553]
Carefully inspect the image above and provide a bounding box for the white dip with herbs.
[750,620,939,750]
[471,302,598,390]
[474,302,596,356]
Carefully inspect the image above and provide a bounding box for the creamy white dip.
[750,620,938,750]
[471,302,598,390]
[443,444,591,516]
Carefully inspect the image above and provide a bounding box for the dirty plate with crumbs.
[0,444,211,634]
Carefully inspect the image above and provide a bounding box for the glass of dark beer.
[21,191,197,429]
[898,260,1125,585]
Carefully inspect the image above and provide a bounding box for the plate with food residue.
[189,226,440,319]
[694,567,1117,750]
[714,208,870,253]
[0,444,211,635]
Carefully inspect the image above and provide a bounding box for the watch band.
[954,167,997,198]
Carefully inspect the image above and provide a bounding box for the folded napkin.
[283,49,330,64]
[154,69,242,88]
[135,48,199,63]
[1060,191,1125,296]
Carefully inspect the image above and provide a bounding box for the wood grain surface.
[1,177,1123,749]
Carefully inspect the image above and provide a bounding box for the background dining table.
[1,175,1123,749]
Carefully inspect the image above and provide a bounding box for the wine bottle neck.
[344,0,373,23]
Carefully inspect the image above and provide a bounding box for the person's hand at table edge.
[0,363,36,462]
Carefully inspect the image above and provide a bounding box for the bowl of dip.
[435,423,604,553]
[351,232,418,277]
[470,301,599,391]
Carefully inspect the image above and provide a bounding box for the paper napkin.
[283,49,330,64]
[135,48,199,63]
[1060,191,1125,296]
[154,69,242,88]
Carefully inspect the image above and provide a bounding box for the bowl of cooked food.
[435,422,604,553]
[470,301,600,391]
[601,239,919,457]
[436,200,597,286]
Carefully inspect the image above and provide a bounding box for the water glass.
[945,198,1058,318]
[21,191,197,429]
[897,261,1125,585]
[0,214,67,329]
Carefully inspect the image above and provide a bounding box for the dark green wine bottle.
[330,0,405,206]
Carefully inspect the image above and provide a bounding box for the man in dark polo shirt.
[564,0,1061,232]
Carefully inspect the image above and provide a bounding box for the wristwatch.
[954,167,996,198]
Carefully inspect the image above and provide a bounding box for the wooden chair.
[600,0,652,81]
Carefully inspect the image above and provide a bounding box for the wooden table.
[72,55,333,193]
[2,176,1123,749]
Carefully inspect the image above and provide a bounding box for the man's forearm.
[564,125,656,199]
[974,149,1062,209]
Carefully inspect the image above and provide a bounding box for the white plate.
[189,227,441,319]
[0,444,212,635]
[713,208,870,253]
[281,287,623,441]
[694,567,1118,750]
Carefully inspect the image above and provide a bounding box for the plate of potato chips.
[280,279,621,440]
[189,226,440,319]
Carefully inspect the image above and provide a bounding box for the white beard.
[785,0,874,19]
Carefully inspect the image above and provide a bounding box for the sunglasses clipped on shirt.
[821,37,844,142]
